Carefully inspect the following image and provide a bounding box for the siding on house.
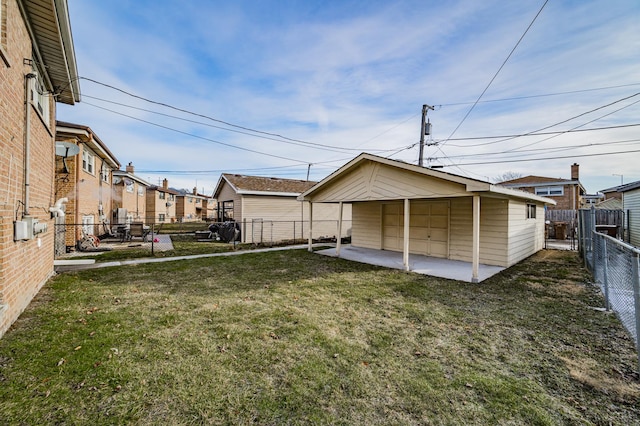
[301,154,555,271]
[352,202,382,249]
[310,161,469,202]
[507,200,545,265]
[216,181,242,221]
[241,195,351,243]
[214,174,351,243]
[352,198,513,267]
[623,188,640,247]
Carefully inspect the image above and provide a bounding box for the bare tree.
[493,171,523,183]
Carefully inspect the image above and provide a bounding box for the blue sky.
[58,0,640,194]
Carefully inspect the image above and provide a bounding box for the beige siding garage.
[301,154,555,279]
[352,202,381,249]
[507,200,546,264]
[380,201,450,257]
[622,187,640,247]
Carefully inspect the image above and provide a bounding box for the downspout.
[23,72,37,217]
[75,143,81,239]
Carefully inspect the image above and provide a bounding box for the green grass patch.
[1,250,638,424]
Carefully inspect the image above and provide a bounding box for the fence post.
[590,207,596,269]
[151,223,155,255]
[602,239,610,311]
[631,253,640,373]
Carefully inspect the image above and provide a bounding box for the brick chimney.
[571,163,579,181]
[126,162,134,173]
[162,178,168,189]
[193,187,197,195]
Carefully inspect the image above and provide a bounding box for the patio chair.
[129,222,150,242]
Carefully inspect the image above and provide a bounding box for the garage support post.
[403,199,410,271]
[472,195,480,283]
[336,202,344,256]
[308,201,313,252]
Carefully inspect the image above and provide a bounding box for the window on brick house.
[29,67,51,125]
[101,163,110,183]
[159,192,165,199]
[535,186,563,196]
[82,215,95,236]
[159,214,165,222]
[0,0,8,65]
[82,148,95,174]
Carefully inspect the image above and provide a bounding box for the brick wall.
[0,0,56,337]
[112,180,147,223]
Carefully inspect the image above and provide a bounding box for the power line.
[80,77,346,151]
[446,92,640,148]
[83,102,309,164]
[436,82,640,107]
[81,93,395,154]
[439,148,640,167]
[438,138,640,160]
[500,98,640,154]
[440,123,640,144]
[441,0,549,145]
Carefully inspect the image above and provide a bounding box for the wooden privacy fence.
[546,209,625,240]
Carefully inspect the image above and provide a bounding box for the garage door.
[382,201,449,258]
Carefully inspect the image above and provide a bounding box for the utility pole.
[418,104,434,167]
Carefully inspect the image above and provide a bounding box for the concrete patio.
[316,245,506,283]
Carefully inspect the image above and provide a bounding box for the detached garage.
[299,153,555,282]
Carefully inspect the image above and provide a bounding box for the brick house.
[176,188,209,222]
[146,179,179,224]
[112,162,150,225]
[55,122,120,250]
[499,163,586,210]
[0,0,80,337]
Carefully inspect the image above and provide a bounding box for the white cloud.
[57,0,640,194]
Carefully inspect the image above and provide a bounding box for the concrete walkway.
[316,245,505,283]
[54,244,322,272]
[56,242,506,283]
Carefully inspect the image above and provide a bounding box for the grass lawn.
[1,250,639,424]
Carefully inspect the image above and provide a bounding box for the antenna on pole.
[418,104,434,167]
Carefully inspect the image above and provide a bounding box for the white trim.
[300,153,556,206]
[403,199,410,271]
[472,195,480,283]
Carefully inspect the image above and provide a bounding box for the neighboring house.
[595,197,622,210]
[0,0,80,337]
[599,184,623,201]
[112,162,150,225]
[55,122,120,250]
[620,180,640,248]
[299,153,555,282]
[146,179,179,223]
[213,174,352,243]
[176,188,209,222]
[499,163,586,210]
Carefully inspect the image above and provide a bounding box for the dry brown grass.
[0,249,638,425]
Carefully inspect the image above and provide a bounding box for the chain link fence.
[54,219,351,259]
[578,208,640,370]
